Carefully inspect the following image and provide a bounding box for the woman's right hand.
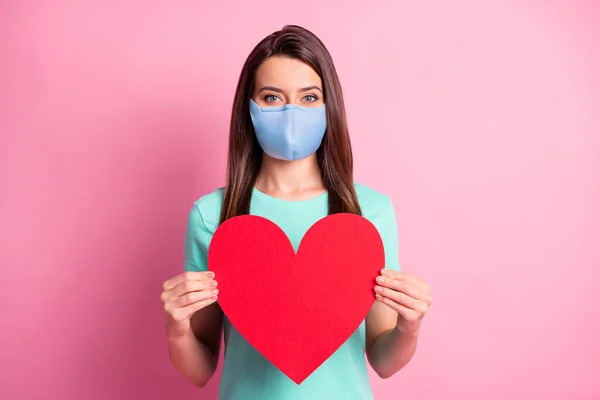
[161,271,219,338]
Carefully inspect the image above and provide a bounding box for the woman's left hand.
[374,270,432,335]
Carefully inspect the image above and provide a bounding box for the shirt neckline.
[251,187,328,208]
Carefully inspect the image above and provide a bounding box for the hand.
[160,271,219,338]
[374,270,432,335]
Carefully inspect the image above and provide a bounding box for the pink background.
[1,1,599,399]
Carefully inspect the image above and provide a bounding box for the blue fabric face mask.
[249,99,327,161]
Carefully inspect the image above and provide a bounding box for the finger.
[169,295,218,321]
[163,271,215,290]
[374,285,429,313]
[169,279,217,298]
[375,293,421,322]
[376,276,429,302]
[172,288,219,308]
[381,270,430,293]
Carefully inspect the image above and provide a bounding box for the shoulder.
[354,182,400,267]
[353,182,397,229]
[189,187,224,234]
[354,182,394,212]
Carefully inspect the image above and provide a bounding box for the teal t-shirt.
[183,182,400,400]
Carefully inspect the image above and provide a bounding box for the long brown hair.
[220,25,361,223]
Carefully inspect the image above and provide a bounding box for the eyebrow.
[258,85,323,93]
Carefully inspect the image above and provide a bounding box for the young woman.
[160,25,432,399]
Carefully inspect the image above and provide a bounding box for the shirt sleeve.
[183,203,211,272]
[373,196,401,272]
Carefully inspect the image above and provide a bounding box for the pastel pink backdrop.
[1,1,599,399]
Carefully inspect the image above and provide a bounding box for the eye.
[264,94,281,103]
[302,94,319,103]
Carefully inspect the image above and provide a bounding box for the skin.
[161,56,432,387]
[252,56,327,199]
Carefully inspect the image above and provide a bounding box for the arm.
[365,276,424,378]
[364,196,431,378]
[167,301,223,387]
[164,201,223,387]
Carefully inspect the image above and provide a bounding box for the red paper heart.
[208,213,385,384]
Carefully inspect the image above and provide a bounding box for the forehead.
[254,56,322,88]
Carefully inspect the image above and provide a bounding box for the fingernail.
[374,286,383,293]
[381,269,389,275]
[207,271,215,279]
[376,276,385,284]
[212,289,219,295]
[210,280,218,287]
[375,293,383,300]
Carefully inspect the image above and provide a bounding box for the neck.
[255,153,325,199]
